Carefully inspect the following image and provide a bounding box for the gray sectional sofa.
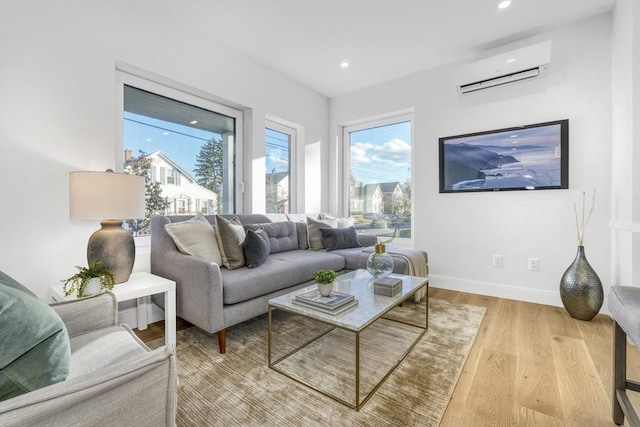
[150,213,428,353]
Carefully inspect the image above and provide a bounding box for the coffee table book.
[294,289,354,308]
[292,289,357,315]
[292,297,359,315]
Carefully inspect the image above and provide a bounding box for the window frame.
[116,66,244,219]
[341,112,414,245]
[265,119,297,214]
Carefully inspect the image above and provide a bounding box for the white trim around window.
[115,62,245,213]
[341,111,414,246]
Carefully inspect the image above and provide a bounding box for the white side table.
[50,272,176,346]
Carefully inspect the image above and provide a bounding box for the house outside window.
[120,80,242,235]
[265,120,295,214]
[343,114,413,240]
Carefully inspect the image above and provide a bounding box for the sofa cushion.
[0,273,71,402]
[244,221,298,254]
[328,247,369,270]
[221,250,346,304]
[164,212,222,265]
[243,229,270,268]
[215,215,246,270]
[307,216,338,251]
[67,325,148,379]
[320,226,362,251]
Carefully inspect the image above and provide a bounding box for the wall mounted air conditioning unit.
[454,41,551,95]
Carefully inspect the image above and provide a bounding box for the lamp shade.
[69,171,146,220]
[69,170,146,284]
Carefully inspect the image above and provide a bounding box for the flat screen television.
[439,119,568,193]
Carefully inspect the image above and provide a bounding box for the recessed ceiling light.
[340,60,349,68]
[498,0,511,9]
[506,58,516,63]
[190,120,198,125]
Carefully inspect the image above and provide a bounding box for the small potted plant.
[62,261,115,298]
[314,269,337,297]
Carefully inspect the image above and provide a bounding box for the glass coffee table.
[268,269,428,410]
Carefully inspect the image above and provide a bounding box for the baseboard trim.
[430,275,611,315]
[430,275,560,306]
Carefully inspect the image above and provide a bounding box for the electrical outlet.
[493,255,503,268]
[528,258,540,271]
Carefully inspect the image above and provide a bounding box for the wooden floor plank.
[515,301,564,420]
[550,334,612,425]
[458,348,517,424]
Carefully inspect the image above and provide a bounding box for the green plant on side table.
[62,261,115,298]
[314,269,337,297]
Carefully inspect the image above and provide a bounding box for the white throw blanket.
[361,246,428,302]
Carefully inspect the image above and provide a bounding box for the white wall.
[329,15,613,308]
[0,1,328,299]
[610,0,640,287]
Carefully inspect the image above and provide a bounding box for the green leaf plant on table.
[61,261,115,298]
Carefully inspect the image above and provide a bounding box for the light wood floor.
[135,288,640,426]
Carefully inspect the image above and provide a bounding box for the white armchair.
[0,291,177,426]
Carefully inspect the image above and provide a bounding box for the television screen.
[439,119,568,193]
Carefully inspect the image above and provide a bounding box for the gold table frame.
[268,274,428,411]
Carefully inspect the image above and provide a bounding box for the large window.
[265,121,295,213]
[121,83,241,235]
[344,115,412,239]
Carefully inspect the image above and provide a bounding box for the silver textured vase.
[559,246,603,321]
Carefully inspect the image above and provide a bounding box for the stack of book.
[292,289,358,315]
[373,276,403,297]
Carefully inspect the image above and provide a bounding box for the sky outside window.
[124,112,220,174]
[349,121,411,184]
[265,128,290,174]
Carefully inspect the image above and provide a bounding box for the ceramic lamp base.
[87,219,135,284]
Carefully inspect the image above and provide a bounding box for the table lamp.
[69,170,146,284]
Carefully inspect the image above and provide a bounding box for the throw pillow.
[243,221,298,254]
[319,213,355,228]
[306,216,338,251]
[320,226,362,251]
[164,212,222,265]
[243,229,270,268]
[0,273,71,402]
[215,215,246,269]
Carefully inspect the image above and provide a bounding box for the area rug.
[148,298,486,427]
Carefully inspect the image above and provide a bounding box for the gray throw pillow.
[306,216,338,251]
[164,212,222,265]
[243,229,270,268]
[320,226,362,251]
[244,221,298,254]
[215,215,246,270]
[0,273,71,401]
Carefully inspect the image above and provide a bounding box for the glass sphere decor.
[367,243,394,279]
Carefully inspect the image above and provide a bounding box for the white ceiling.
[180,0,616,98]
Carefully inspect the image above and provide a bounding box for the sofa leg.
[613,321,626,425]
[217,329,227,354]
